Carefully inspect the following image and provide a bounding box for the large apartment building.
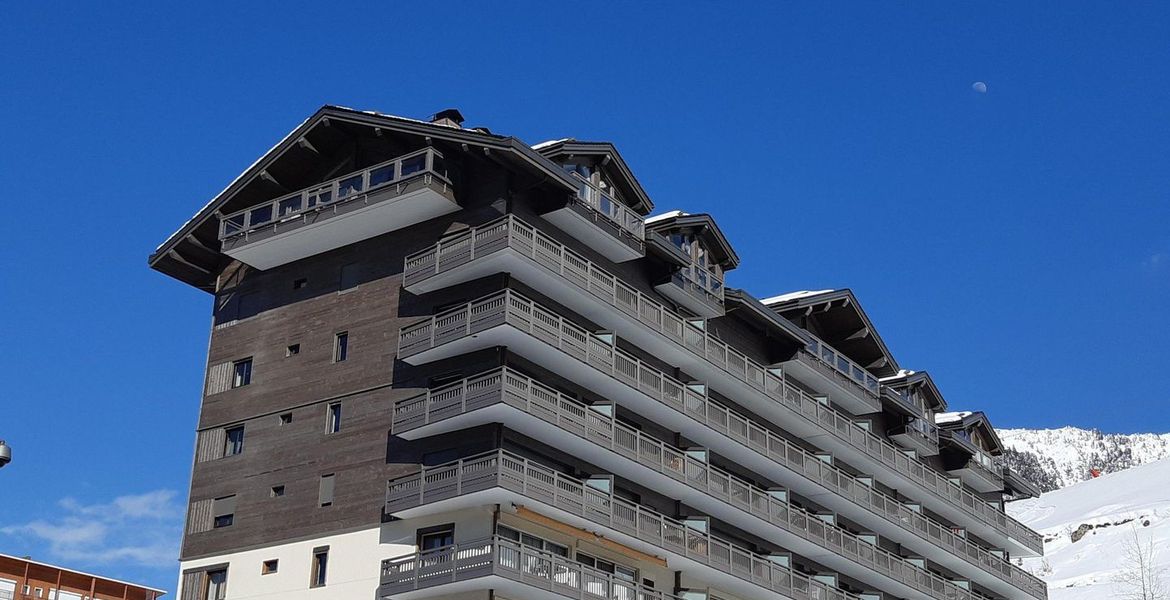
[151,106,1045,600]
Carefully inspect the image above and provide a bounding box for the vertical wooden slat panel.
[187,499,213,534]
[205,362,232,395]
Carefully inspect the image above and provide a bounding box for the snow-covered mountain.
[1008,456,1170,599]
[996,427,1170,492]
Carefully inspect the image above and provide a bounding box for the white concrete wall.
[175,507,494,600]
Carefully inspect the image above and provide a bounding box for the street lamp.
[0,440,11,468]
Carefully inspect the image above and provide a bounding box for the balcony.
[542,174,645,263]
[391,368,1046,600]
[890,418,940,458]
[654,265,725,318]
[397,263,1043,558]
[778,341,881,415]
[219,148,457,269]
[386,450,859,600]
[948,449,1005,494]
[379,535,676,600]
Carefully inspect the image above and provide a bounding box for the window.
[418,524,455,551]
[232,358,252,388]
[339,263,359,292]
[310,548,329,588]
[270,485,285,498]
[212,495,236,528]
[327,403,342,433]
[496,525,568,556]
[262,560,278,575]
[318,474,335,507]
[224,426,245,457]
[286,344,300,357]
[577,552,637,581]
[293,278,308,290]
[206,569,227,600]
[279,413,292,425]
[333,332,348,362]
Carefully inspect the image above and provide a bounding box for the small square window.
[262,559,279,575]
[286,344,300,357]
[279,413,293,425]
[232,358,253,388]
[213,514,234,528]
[293,278,308,290]
[270,485,285,498]
[333,332,348,363]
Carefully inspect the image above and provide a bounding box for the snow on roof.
[532,138,572,150]
[760,289,836,305]
[879,368,918,383]
[934,411,973,424]
[645,210,689,224]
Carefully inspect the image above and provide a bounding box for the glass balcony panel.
[369,164,396,188]
[248,205,272,227]
[278,195,303,218]
[337,175,364,198]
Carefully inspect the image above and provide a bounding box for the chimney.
[430,108,465,129]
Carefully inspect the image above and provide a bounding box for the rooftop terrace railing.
[219,147,449,240]
[387,450,861,600]
[392,365,1045,599]
[398,216,1043,555]
[571,173,645,241]
[380,534,677,600]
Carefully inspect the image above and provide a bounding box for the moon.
[972,81,988,94]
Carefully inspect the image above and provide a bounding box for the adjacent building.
[0,553,165,600]
[150,106,1046,600]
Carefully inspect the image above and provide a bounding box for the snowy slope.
[998,427,1170,492]
[1007,456,1170,599]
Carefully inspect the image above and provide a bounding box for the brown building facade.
[152,106,1045,600]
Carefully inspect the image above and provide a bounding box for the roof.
[760,289,835,305]
[934,410,1005,454]
[723,289,814,346]
[762,288,900,378]
[532,139,654,214]
[643,211,740,269]
[882,369,948,411]
[0,553,167,594]
[149,105,583,291]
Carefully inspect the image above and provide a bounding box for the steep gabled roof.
[935,410,1005,455]
[763,289,900,377]
[532,139,653,214]
[880,369,948,411]
[644,211,740,270]
[150,105,581,291]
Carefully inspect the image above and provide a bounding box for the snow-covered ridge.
[996,427,1170,493]
[1008,456,1170,599]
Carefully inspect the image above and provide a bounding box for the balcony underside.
[653,277,724,319]
[395,392,1041,600]
[400,237,1041,558]
[380,574,573,600]
[779,354,882,416]
[890,429,940,458]
[222,180,458,270]
[542,203,643,263]
[950,464,1004,494]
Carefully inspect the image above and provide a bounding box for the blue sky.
[1,1,1168,591]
